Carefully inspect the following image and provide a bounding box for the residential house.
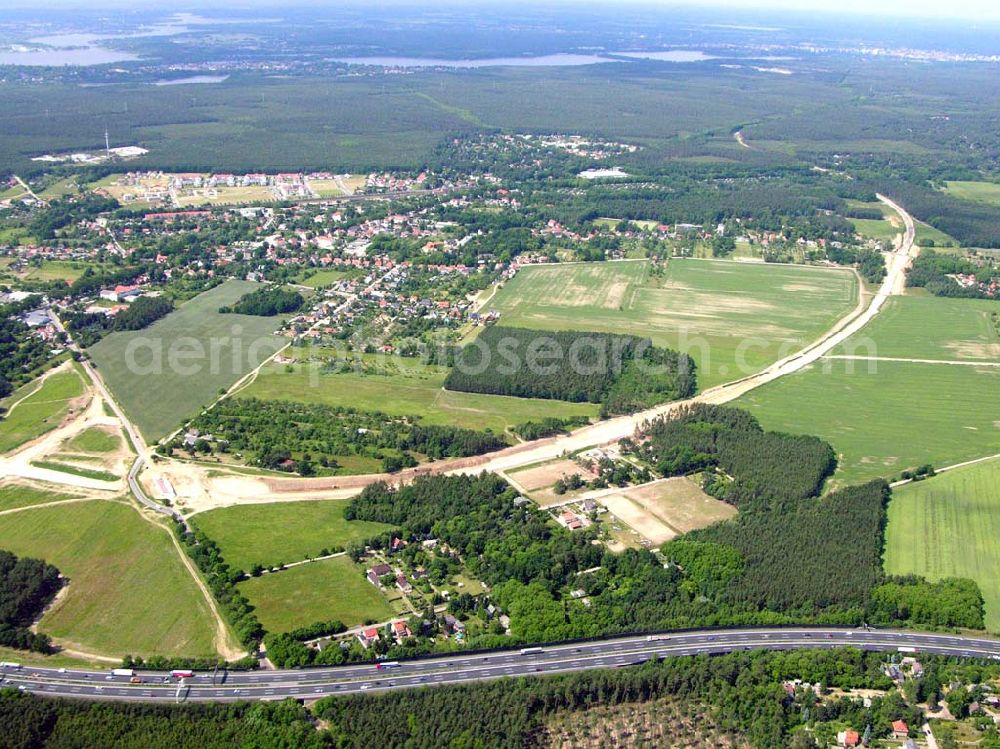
[892,720,909,739]
[367,562,393,587]
[391,620,411,641]
[396,574,413,594]
[356,627,380,649]
[442,615,466,636]
[836,730,859,748]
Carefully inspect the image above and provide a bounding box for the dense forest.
[219,286,304,316]
[0,692,329,749]
[445,326,695,414]
[179,398,507,475]
[111,295,173,331]
[0,549,61,653]
[879,181,1000,248]
[624,404,836,508]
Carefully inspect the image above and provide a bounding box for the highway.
[2,628,997,703]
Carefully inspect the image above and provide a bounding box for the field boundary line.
[824,355,1000,367]
[890,452,1000,489]
[0,496,102,517]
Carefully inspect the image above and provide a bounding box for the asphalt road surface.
[3,628,997,703]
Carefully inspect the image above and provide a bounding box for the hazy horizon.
[1,0,998,23]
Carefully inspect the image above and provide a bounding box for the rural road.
[3,627,997,703]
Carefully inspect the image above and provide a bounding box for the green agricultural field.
[238,555,393,633]
[0,499,220,657]
[885,458,1000,631]
[242,355,599,433]
[0,482,79,512]
[489,259,860,388]
[833,296,1000,362]
[87,280,286,442]
[189,500,394,572]
[739,359,1000,486]
[0,365,86,453]
[943,180,1000,207]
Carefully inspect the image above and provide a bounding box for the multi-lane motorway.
[3,628,998,703]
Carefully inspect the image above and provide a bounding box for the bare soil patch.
[600,494,677,545]
[509,458,592,491]
[624,476,736,534]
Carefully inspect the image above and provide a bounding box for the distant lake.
[0,15,204,67]
[328,53,618,68]
[153,75,229,86]
[613,50,717,62]
[0,38,138,67]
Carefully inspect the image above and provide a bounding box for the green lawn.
[295,269,352,288]
[242,355,599,433]
[885,458,1000,631]
[189,500,394,572]
[0,499,220,657]
[914,221,959,249]
[943,180,1000,207]
[67,426,121,453]
[0,482,79,511]
[739,359,1000,486]
[489,259,860,388]
[0,365,86,453]
[88,280,286,442]
[833,296,1000,362]
[239,555,393,633]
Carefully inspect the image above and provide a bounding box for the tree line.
[179,398,508,476]
[0,549,61,654]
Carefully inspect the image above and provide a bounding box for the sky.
[662,0,999,20]
[7,0,1000,22]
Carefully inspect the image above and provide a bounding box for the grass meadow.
[885,458,1000,631]
[0,482,80,512]
[0,499,220,657]
[488,259,859,388]
[238,555,393,633]
[943,180,1000,207]
[88,279,286,442]
[739,359,1000,486]
[0,364,85,453]
[189,500,394,572]
[242,355,599,434]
